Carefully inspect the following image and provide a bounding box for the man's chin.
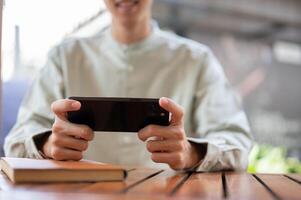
[117,17,139,27]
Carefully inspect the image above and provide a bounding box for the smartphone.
[67,97,170,132]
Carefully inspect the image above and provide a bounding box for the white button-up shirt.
[4,23,253,171]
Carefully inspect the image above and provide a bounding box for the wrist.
[33,131,51,158]
[41,140,50,158]
[185,141,207,169]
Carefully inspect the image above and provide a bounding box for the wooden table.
[0,168,300,200]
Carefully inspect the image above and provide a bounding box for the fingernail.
[72,102,80,108]
[161,97,169,104]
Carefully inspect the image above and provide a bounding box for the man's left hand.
[138,97,202,170]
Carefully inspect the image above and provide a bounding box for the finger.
[51,99,81,121]
[66,123,94,141]
[53,120,94,141]
[52,135,89,152]
[138,125,184,141]
[146,139,184,153]
[51,147,83,161]
[159,97,184,126]
[151,152,172,163]
[151,152,184,169]
[151,136,164,141]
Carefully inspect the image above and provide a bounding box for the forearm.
[4,118,52,158]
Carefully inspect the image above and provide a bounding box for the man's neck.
[111,18,151,44]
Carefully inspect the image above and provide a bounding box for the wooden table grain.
[0,168,300,200]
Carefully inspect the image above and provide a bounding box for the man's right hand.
[42,99,94,161]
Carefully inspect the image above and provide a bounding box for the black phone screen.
[67,97,170,132]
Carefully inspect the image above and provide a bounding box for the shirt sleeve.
[4,46,64,158]
[187,48,254,172]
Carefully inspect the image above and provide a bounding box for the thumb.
[51,99,81,121]
[159,97,184,126]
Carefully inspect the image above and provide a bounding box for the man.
[4,0,253,171]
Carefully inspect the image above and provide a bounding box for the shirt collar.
[105,21,160,54]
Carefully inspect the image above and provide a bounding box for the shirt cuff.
[187,137,221,172]
[24,130,52,159]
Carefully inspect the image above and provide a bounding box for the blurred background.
[1,0,301,173]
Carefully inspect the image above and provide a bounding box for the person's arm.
[4,47,64,158]
[187,49,253,171]
[137,48,253,171]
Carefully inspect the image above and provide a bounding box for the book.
[0,157,127,183]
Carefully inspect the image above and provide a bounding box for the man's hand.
[138,97,202,170]
[42,99,94,161]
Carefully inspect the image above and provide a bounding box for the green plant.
[248,144,301,174]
